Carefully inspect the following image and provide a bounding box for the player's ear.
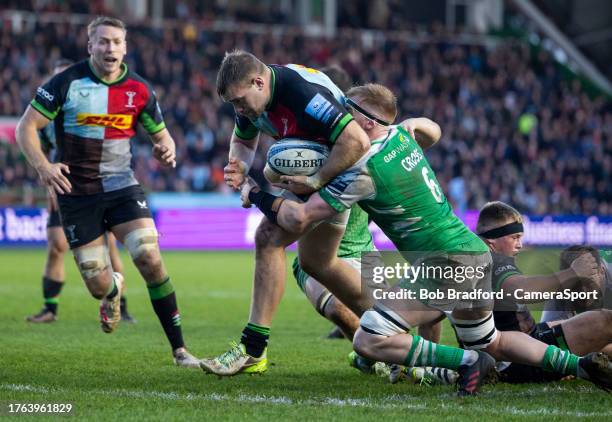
[253,76,264,90]
[87,40,92,55]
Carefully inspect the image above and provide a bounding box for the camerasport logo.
[76,113,133,130]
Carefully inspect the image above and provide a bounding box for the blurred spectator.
[0,14,609,214]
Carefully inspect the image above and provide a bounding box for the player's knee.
[451,313,498,350]
[298,255,319,279]
[254,219,287,248]
[89,282,108,300]
[124,228,159,261]
[352,328,374,358]
[48,237,69,259]
[74,245,110,281]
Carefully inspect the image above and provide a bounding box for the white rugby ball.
[266,139,330,177]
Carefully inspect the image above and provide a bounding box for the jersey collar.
[88,59,129,86]
[265,65,277,111]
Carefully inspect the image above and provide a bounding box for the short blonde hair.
[476,201,523,234]
[216,50,266,97]
[87,16,126,39]
[346,83,397,123]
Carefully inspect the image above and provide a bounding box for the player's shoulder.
[491,252,519,275]
[124,66,155,91]
[47,59,89,86]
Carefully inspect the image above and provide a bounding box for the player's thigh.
[57,193,106,249]
[370,282,445,329]
[556,310,612,355]
[297,221,344,267]
[255,216,301,249]
[104,185,154,237]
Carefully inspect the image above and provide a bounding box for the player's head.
[52,59,73,76]
[319,65,352,93]
[217,50,269,120]
[87,16,127,78]
[477,201,524,256]
[345,84,396,133]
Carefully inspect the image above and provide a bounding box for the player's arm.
[224,130,260,190]
[150,128,176,168]
[310,120,369,189]
[501,253,599,304]
[16,106,71,194]
[399,117,442,150]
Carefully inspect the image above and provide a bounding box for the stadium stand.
[0,7,609,214]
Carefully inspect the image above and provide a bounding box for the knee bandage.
[449,313,498,350]
[124,228,158,259]
[359,307,412,336]
[74,245,110,280]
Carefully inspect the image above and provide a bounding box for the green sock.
[404,335,464,370]
[541,345,579,375]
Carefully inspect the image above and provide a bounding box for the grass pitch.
[1,249,611,421]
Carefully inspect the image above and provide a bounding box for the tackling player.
[16,17,198,367]
[242,83,612,394]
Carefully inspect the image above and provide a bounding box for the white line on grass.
[2,383,610,417]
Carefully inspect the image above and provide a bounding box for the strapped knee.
[124,228,158,260]
[359,307,411,336]
[74,245,110,280]
[450,313,498,350]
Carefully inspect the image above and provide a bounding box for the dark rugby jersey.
[491,252,537,334]
[234,64,353,143]
[31,60,165,195]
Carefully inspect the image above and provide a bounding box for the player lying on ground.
[26,56,134,324]
[16,16,197,367]
[201,51,373,376]
[241,83,612,394]
[391,202,612,385]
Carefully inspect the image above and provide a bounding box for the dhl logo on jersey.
[76,113,133,130]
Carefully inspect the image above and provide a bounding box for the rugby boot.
[173,348,201,369]
[579,352,612,392]
[26,308,57,323]
[457,351,497,396]
[200,342,268,376]
[99,272,124,333]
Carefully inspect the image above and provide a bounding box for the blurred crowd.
[0,11,609,214]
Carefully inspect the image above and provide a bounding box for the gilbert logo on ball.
[266,139,330,176]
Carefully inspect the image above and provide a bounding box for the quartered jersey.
[320,125,488,254]
[233,64,353,144]
[30,60,166,195]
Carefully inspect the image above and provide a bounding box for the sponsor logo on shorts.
[137,200,148,209]
[65,225,79,243]
[76,113,133,130]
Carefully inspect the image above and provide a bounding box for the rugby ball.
[265,139,330,177]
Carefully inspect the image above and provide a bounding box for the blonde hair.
[346,83,397,123]
[87,16,126,39]
[216,50,266,97]
[476,201,523,234]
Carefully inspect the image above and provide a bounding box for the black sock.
[120,296,128,313]
[147,277,185,351]
[42,277,63,315]
[241,323,270,358]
